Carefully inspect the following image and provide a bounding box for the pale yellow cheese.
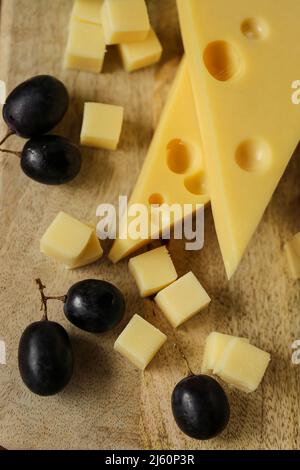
[80,102,124,150]
[109,58,209,263]
[101,0,150,45]
[155,272,210,328]
[65,231,103,269]
[40,212,93,266]
[64,19,106,73]
[114,314,167,370]
[177,0,300,279]
[284,233,300,280]
[118,29,162,72]
[71,0,103,25]
[214,338,271,393]
[201,332,249,375]
[128,246,177,297]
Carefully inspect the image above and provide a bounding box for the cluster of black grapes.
[19,279,125,397]
[1,75,81,185]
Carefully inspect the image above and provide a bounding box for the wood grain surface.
[0,0,299,450]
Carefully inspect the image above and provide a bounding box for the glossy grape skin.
[64,279,126,333]
[20,135,81,185]
[171,375,230,440]
[18,321,74,396]
[3,75,69,138]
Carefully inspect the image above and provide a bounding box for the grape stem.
[0,129,14,147]
[0,148,21,158]
[35,278,66,321]
[173,343,195,377]
[150,300,195,376]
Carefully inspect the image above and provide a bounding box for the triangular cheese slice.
[177,0,300,278]
[109,58,209,263]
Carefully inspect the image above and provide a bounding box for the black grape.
[20,135,81,185]
[172,375,230,440]
[18,321,73,396]
[3,75,69,138]
[64,279,126,333]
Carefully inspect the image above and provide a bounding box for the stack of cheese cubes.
[64,0,163,74]
[40,212,103,269]
[201,332,271,393]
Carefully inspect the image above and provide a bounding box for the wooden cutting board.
[0,0,299,450]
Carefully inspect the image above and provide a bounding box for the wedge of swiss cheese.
[109,58,209,263]
[177,0,300,278]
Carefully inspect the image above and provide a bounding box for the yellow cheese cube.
[40,212,93,266]
[129,246,177,297]
[114,314,167,370]
[118,29,162,72]
[214,339,271,393]
[64,19,106,73]
[201,332,249,375]
[101,0,150,45]
[284,233,300,280]
[80,102,124,150]
[65,231,103,269]
[71,0,103,25]
[155,272,210,328]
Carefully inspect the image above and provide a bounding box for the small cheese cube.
[214,339,271,393]
[71,0,103,25]
[66,231,103,269]
[201,332,249,374]
[118,29,163,72]
[40,212,93,266]
[284,233,300,279]
[129,246,177,297]
[64,20,106,73]
[155,272,210,328]
[114,314,167,370]
[101,0,150,45]
[80,102,124,150]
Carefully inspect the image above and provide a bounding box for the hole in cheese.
[241,18,269,40]
[167,139,192,174]
[184,171,207,195]
[235,138,272,172]
[203,40,242,81]
[148,193,164,206]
